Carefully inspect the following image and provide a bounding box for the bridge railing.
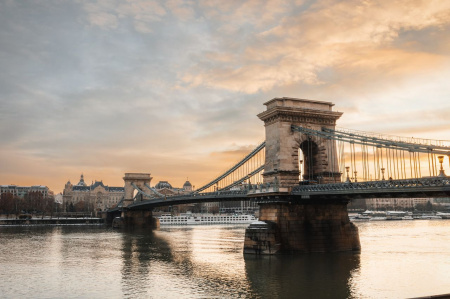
[292,177,450,193]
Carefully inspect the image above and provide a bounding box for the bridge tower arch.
[258,97,342,187]
[123,173,152,207]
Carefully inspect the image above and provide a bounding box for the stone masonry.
[244,201,360,254]
[245,98,361,254]
[257,97,343,187]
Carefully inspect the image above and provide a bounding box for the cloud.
[1,0,450,193]
[181,0,450,93]
[80,0,167,32]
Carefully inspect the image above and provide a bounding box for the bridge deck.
[108,177,450,212]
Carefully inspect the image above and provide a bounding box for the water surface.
[0,221,449,298]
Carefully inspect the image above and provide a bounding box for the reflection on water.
[245,253,359,298]
[0,221,449,298]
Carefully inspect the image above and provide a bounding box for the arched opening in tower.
[299,139,320,183]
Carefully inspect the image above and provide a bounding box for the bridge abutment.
[244,200,360,254]
[121,209,160,228]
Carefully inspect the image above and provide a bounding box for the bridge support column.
[244,200,360,254]
[120,209,160,229]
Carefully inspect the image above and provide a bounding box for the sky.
[1,0,450,194]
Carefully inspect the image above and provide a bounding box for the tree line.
[0,191,57,218]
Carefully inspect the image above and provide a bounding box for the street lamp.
[438,156,446,177]
[345,166,351,183]
[354,171,358,183]
[381,168,386,181]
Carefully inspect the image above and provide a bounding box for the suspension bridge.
[108,97,450,254]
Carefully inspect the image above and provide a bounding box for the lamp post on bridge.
[345,167,351,183]
[438,156,447,177]
[354,171,358,183]
[381,168,386,181]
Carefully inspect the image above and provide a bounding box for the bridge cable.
[342,139,346,181]
[366,143,370,181]
[389,147,392,179]
[361,142,366,181]
[409,151,413,178]
[414,152,418,178]
[373,146,377,180]
[361,142,364,181]
[326,138,330,180]
[390,148,393,179]
[401,150,406,179]
[414,151,418,178]
[395,149,400,179]
[418,152,422,178]
[386,147,390,179]
[433,153,437,176]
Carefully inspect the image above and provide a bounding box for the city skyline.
[1,0,450,193]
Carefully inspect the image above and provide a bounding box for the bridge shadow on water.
[244,252,361,299]
[118,228,176,297]
[116,227,361,298]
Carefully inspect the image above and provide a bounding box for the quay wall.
[0,218,104,226]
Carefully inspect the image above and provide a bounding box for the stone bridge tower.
[123,173,152,207]
[258,97,343,187]
[244,98,360,254]
[120,173,158,228]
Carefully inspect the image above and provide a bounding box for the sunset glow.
[1,0,450,193]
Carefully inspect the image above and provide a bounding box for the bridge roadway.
[110,177,450,212]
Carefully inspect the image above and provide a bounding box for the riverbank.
[0,218,104,226]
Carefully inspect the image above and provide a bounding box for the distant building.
[154,180,193,196]
[0,184,53,199]
[219,183,258,214]
[63,174,124,211]
[366,198,434,210]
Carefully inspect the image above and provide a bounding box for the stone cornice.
[263,97,335,107]
[258,106,343,126]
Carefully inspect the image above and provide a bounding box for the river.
[0,220,449,298]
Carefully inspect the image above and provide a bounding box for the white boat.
[420,215,442,220]
[158,213,257,225]
[351,214,371,222]
[370,216,387,221]
[401,216,414,220]
[436,212,450,219]
[386,211,408,221]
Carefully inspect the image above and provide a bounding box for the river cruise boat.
[350,214,371,221]
[420,215,442,220]
[436,212,450,219]
[158,213,257,225]
[386,211,409,220]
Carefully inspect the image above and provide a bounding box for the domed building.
[183,180,192,192]
[76,174,87,186]
[154,180,193,196]
[155,181,173,190]
[63,174,124,213]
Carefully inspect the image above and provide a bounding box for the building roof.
[183,180,192,187]
[76,174,87,186]
[69,175,123,192]
[155,181,173,189]
[91,180,105,189]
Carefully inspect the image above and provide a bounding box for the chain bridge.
[108,97,450,254]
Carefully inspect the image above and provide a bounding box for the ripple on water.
[0,222,450,298]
